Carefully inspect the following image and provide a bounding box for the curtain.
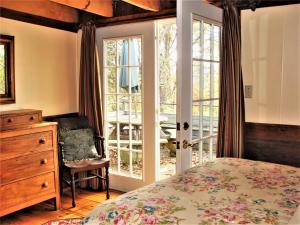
[217,0,245,158]
[79,23,104,189]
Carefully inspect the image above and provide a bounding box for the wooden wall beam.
[0,0,79,23]
[50,0,113,17]
[0,8,78,32]
[121,0,160,11]
[245,122,300,167]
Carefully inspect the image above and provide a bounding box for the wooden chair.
[54,116,110,207]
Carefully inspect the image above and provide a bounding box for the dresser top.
[0,121,57,137]
[0,109,42,117]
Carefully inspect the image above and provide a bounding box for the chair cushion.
[59,128,100,161]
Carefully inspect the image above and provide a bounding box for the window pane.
[104,40,116,66]
[117,39,129,66]
[120,150,130,175]
[214,26,220,61]
[213,101,219,134]
[129,67,141,94]
[107,95,117,121]
[213,63,219,98]
[132,95,142,121]
[120,123,130,149]
[202,104,210,138]
[203,23,212,60]
[118,67,129,94]
[107,122,117,145]
[192,105,200,140]
[193,61,200,100]
[108,148,118,173]
[118,95,129,122]
[132,151,142,178]
[193,20,201,59]
[203,62,210,99]
[106,68,117,93]
[129,38,141,66]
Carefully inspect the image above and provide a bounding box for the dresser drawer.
[0,110,42,131]
[0,172,55,210]
[0,131,53,160]
[0,151,54,185]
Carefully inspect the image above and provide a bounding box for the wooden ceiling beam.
[49,0,113,17]
[0,0,78,23]
[121,0,160,11]
[95,8,175,27]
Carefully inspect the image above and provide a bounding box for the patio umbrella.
[119,39,139,118]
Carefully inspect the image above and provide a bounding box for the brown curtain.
[217,0,245,158]
[79,23,104,189]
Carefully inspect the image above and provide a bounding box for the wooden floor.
[0,189,123,225]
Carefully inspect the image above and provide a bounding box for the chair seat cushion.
[59,128,100,161]
[64,159,109,169]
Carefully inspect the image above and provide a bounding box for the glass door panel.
[191,16,221,166]
[104,36,143,179]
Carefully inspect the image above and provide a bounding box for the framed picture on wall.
[0,34,15,104]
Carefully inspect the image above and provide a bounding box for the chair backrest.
[55,116,90,131]
[53,116,104,163]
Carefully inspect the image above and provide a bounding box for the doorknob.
[183,122,189,130]
[183,140,193,149]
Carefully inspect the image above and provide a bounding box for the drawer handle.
[42,182,49,188]
[30,116,34,121]
[7,118,12,123]
[39,139,46,144]
[41,159,48,164]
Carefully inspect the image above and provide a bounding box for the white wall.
[242,4,300,125]
[0,18,79,116]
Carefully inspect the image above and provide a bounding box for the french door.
[97,22,156,192]
[176,0,222,172]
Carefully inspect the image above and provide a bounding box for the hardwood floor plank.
[0,189,123,225]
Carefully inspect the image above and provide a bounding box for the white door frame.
[176,0,222,173]
[96,21,158,192]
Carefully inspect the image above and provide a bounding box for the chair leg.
[98,169,103,192]
[71,173,76,208]
[105,166,110,199]
[59,169,63,196]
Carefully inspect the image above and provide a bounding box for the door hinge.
[176,141,180,149]
[176,122,180,131]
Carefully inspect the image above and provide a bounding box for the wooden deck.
[0,189,123,225]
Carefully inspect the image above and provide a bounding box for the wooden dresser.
[0,109,60,217]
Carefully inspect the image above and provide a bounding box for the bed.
[82,158,300,225]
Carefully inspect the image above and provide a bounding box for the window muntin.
[103,36,143,179]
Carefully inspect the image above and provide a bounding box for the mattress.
[82,158,300,225]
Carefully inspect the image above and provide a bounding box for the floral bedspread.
[82,158,300,225]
